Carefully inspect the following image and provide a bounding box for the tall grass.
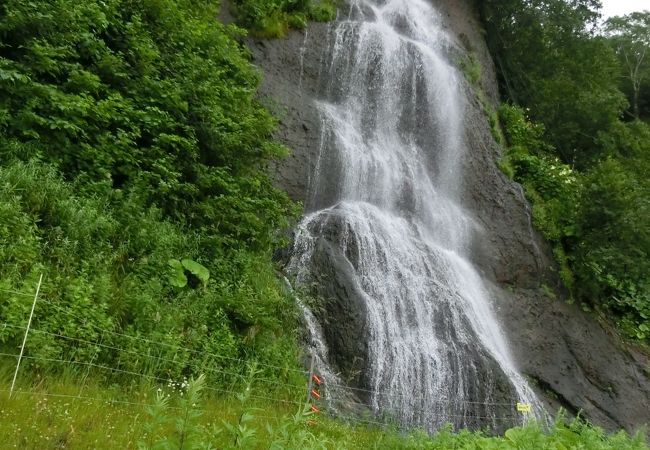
[1,372,647,450]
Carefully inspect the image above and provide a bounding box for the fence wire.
[1,284,532,432]
[12,295,310,376]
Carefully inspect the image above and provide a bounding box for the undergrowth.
[0,0,303,389]
[231,0,337,38]
[0,373,647,450]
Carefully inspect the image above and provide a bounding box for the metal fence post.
[9,274,43,399]
[305,354,315,405]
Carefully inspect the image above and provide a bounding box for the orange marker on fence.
[310,404,320,413]
[310,389,321,399]
[312,374,322,385]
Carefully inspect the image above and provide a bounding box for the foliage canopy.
[0,0,302,385]
[480,0,650,340]
[605,12,650,119]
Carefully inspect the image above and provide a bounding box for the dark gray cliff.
[243,0,650,432]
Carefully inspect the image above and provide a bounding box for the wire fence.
[0,278,534,433]
[5,292,310,376]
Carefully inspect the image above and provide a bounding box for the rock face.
[245,0,650,432]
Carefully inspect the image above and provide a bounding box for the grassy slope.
[0,376,647,450]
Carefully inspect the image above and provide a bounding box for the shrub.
[498,104,578,293]
[231,0,336,36]
[0,0,303,388]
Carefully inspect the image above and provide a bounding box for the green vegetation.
[0,0,303,389]
[231,0,337,38]
[497,104,577,291]
[0,0,646,445]
[1,376,647,449]
[604,13,650,120]
[479,0,650,341]
[458,52,482,88]
[457,51,505,147]
[479,0,626,167]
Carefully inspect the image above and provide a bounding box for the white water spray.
[289,0,542,430]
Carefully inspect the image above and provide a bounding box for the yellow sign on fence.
[516,402,532,413]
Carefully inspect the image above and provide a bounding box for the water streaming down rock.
[288,0,542,430]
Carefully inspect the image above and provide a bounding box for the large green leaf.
[181,258,210,284]
[168,259,187,288]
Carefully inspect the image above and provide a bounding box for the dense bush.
[0,0,296,245]
[575,122,650,339]
[0,0,302,389]
[481,0,650,342]
[498,106,649,341]
[231,0,336,37]
[498,104,577,290]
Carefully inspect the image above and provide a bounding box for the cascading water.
[288,0,542,431]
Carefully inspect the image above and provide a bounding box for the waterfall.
[288,0,542,431]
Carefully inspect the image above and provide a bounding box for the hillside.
[0,0,648,447]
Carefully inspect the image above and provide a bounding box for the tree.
[479,0,627,168]
[604,12,650,119]
[480,0,650,340]
[575,121,650,338]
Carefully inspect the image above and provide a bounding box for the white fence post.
[305,354,315,405]
[9,273,43,399]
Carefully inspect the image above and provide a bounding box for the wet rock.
[496,284,650,431]
[243,0,650,433]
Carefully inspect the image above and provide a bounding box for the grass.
[0,377,299,449]
[0,378,400,449]
[1,369,648,449]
